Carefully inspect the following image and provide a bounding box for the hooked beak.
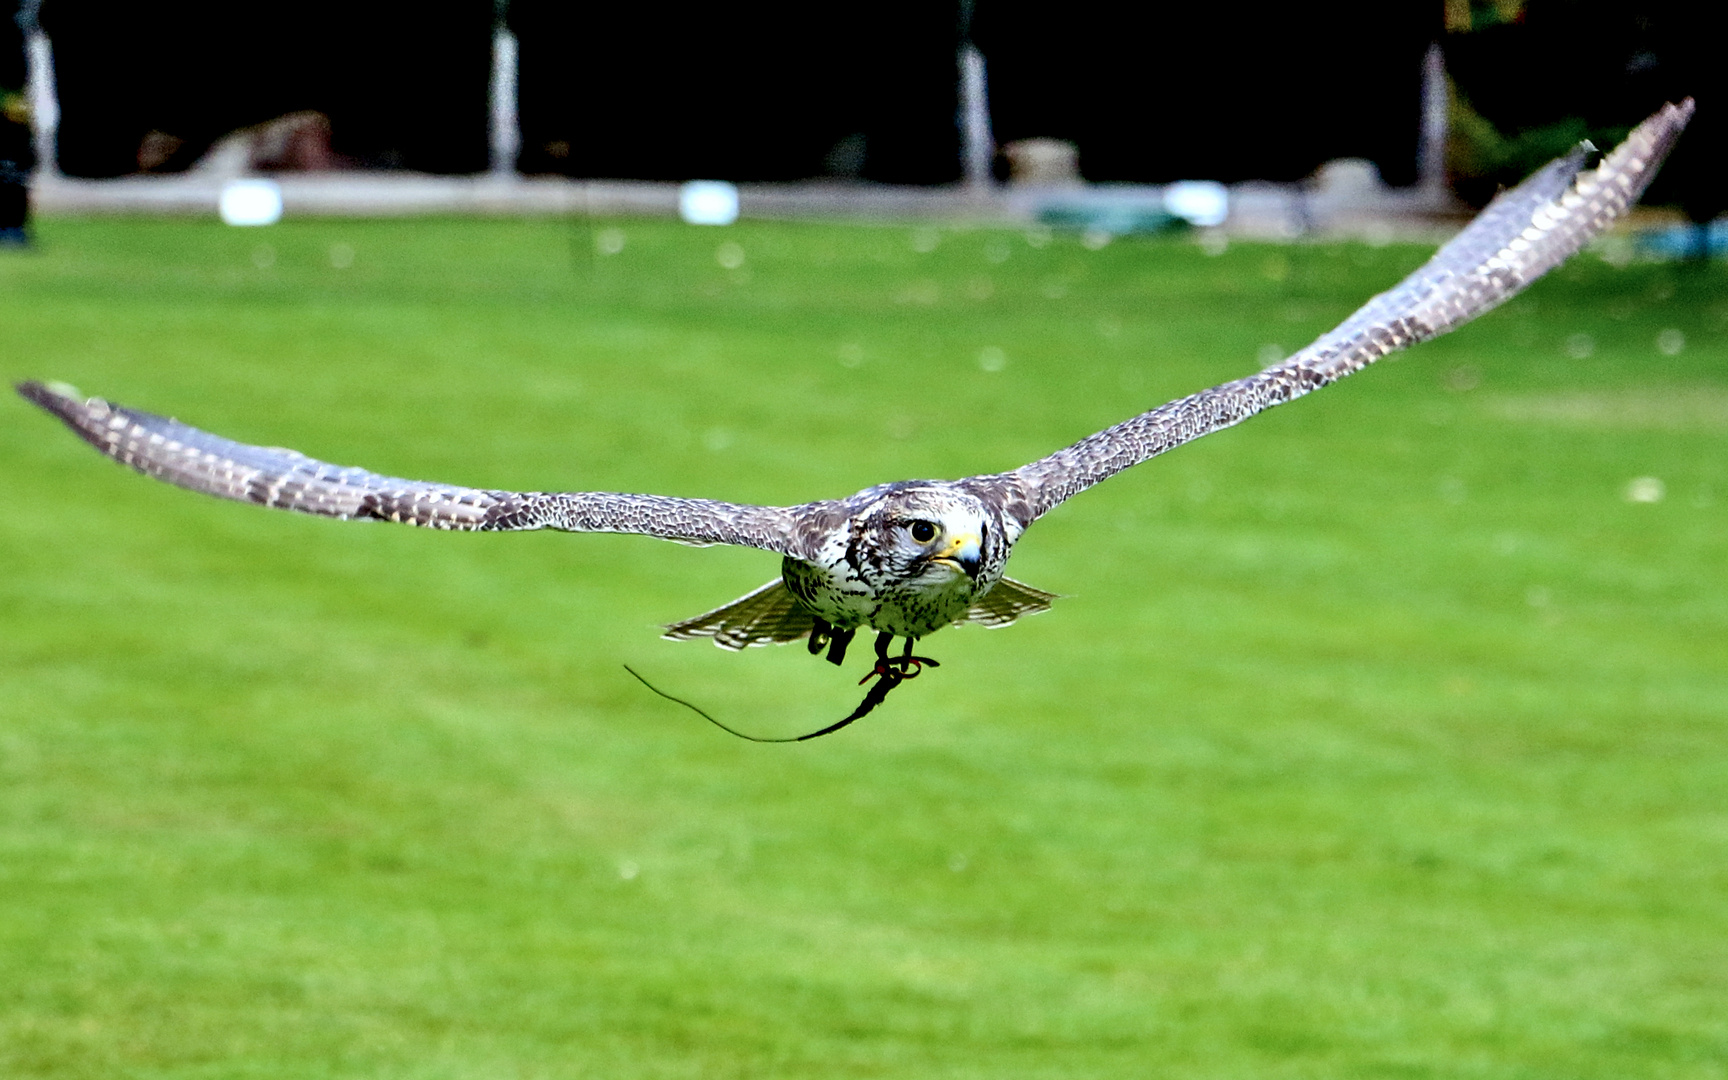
[930,531,982,579]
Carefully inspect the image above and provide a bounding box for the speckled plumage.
[16,101,1692,676]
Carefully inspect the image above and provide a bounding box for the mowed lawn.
[1,215,1724,1079]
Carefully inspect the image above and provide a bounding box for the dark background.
[43,0,495,176]
[509,0,963,183]
[971,1,1438,186]
[31,0,1724,216]
[1441,0,1724,218]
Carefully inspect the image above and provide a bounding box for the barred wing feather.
[992,99,1694,522]
[662,578,818,650]
[16,380,812,556]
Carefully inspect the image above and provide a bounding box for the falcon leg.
[858,629,894,679]
[808,615,833,656]
[808,616,855,665]
[825,627,856,666]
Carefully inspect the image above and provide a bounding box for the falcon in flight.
[18,101,1693,737]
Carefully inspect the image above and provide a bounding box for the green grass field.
[1,215,1725,1079]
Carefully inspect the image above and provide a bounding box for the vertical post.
[490,24,519,176]
[1417,41,1448,207]
[24,25,55,176]
[960,44,993,190]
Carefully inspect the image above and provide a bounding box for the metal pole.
[960,44,993,190]
[490,25,520,176]
[1418,41,1448,207]
[22,9,55,177]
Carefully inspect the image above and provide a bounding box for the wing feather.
[956,576,1061,628]
[662,578,817,649]
[984,99,1693,523]
[16,381,815,556]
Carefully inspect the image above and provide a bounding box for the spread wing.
[16,380,828,556]
[974,99,1693,524]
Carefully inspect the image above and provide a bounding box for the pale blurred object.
[1311,158,1385,200]
[595,227,625,255]
[1164,180,1228,227]
[1004,138,1081,187]
[1626,477,1666,504]
[194,113,343,178]
[219,179,283,226]
[679,180,739,225]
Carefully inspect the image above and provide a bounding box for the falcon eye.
[908,520,938,543]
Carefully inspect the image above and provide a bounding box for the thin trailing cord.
[623,664,909,742]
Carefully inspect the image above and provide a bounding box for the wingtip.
[15,379,59,411]
[1659,97,1695,131]
[1641,98,1695,146]
[16,379,103,419]
[1615,98,1695,181]
[16,378,79,400]
[1558,96,1692,171]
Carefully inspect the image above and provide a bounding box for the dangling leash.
[624,631,939,742]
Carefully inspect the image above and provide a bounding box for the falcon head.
[852,484,1003,590]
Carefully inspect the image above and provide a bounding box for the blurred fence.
[15,0,1723,218]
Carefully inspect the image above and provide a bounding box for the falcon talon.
[13,102,1695,739]
[858,663,912,687]
[857,656,939,685]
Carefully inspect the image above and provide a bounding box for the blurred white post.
[25,29,58,177]
[489,26,520,176]
[960,44,993,190]
[1418,42,1448,207]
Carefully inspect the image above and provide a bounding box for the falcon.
[17,100,1693,737]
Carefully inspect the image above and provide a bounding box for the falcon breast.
[782,483,1012,640]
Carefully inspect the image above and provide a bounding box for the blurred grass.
[1,216,1725,1079]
